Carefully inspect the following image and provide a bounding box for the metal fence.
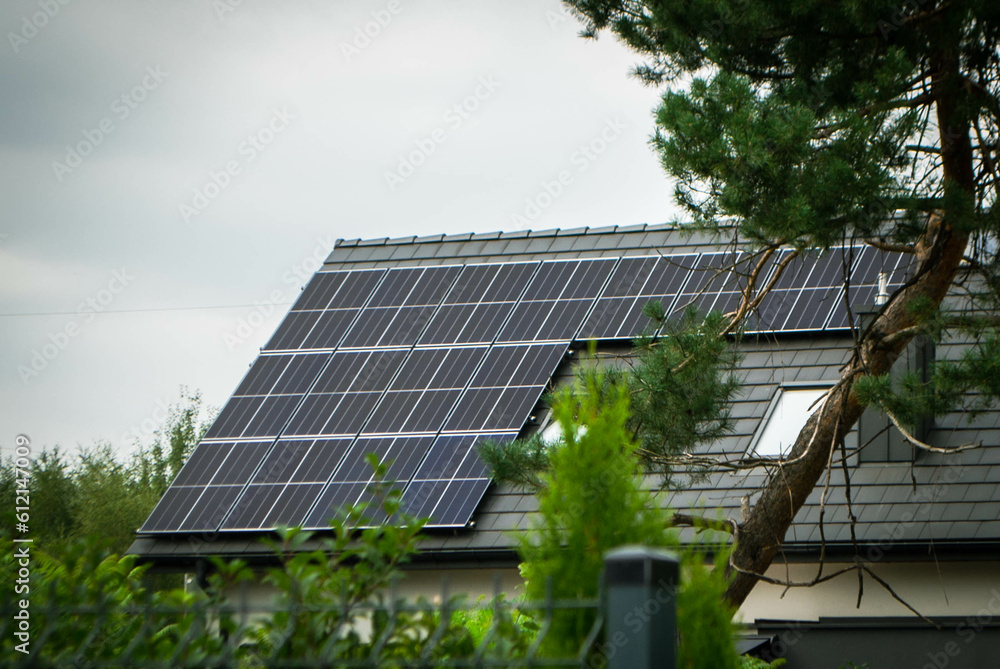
[0,548,679,669]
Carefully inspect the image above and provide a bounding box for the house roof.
[127,224,1000,568]
[326,224,731,268]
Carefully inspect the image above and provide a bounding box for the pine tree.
[521,0,1000,607]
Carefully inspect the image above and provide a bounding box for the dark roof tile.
[879,486,914,504]
[817,348,850,365]
[546,236,579,252]
[967,503,1000,521]
[514,496,539,513]
[527,228,560,238]
[874,466,912,485]
[504,238,543,255]
[852,486,887,504]
[938,504,973,522]
[974,521,1000,539]
[942,521,981,540]
[615,223,648,234]
[790,349,823,367]
[742,368,778,385]
[979,448,1000,464]
[567,235,602,252]
[487,512,525,532]
[793,366,832,382]
[849,467,884,486]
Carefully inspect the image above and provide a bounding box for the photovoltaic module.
[140,246,909,534]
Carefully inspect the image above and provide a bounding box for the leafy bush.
[512,372,782,668]
[0,463,523,667]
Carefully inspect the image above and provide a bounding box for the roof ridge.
[337,222,683,248]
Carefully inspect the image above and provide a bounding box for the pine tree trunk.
[724,23,977,608]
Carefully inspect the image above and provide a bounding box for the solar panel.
[399,433,516,526]
[140,440,273,532]
[282,349,407,437]
[204,353,330,440]
[497,259,615,342]
[265,269,384,351]
[445,344,567,432]
[580,255,698,339]
[579,256,658,339]
[143,244,912,538]
[827,246,911,329]
[363,347,487,434]
[301,435,435,528]
[670,252,745,320]
[340,266,461,348]
[419,263,538,345]
[215,437,354,530]
[750,249,851,332]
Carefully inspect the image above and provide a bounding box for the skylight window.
[751,386,831,458]
[539,417,586,445]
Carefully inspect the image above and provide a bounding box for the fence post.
[602,545,679,669]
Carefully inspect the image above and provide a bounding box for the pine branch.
[668,512,738,536]
[883,408,982,453]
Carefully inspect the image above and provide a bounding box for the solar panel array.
[141,246,909,535]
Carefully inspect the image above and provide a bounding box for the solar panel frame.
[140,439,275,533]
[299,436,434,529]
[826,246,910,330]
[218,437,355,530]
[780,248,859,332]
[264,269,386,352]
[297,263,547,530]
[668,251,743,321]
[226,265,492,531]
[339,266,463,349]
[399,432,517,527]
[579,254,699,340]
[443,343,568,434]
[418,262,540,346]
[496,258,616,343]
[203,352,333,441]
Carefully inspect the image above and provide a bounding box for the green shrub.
[514,372,781,668]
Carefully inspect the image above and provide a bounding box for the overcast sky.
[0,0,679,459]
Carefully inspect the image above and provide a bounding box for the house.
[128,224,1000,668]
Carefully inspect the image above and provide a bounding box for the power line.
[0,302,294,318]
